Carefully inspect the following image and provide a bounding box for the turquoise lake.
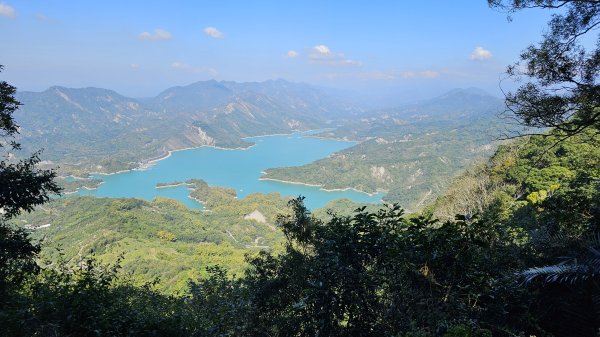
[79,132,383,209]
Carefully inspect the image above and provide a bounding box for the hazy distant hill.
[262,88,509,210]
[144,80,235,113]
[219,79,363,119]
[320,88,505,140]
[15,80,363,175]
[143,79,362,117]
[143,79,364,145]
[387,87,503,120]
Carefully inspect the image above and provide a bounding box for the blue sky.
[0,1,553,99]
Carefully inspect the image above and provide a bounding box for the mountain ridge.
[14,81,503,191]
[14,79,365,175]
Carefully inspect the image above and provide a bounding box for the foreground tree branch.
[490,0,600,137]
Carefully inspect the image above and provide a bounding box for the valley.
[76,131,384,210]
[19,190,290,293]
[15,80,362,176]
[16,81,507,211]
[261,88,508,210]
[3,2,599,335]
[11,81,512,291]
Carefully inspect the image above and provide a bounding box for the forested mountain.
[15,80,364,175]
[8,127,599,336]
[262,88,508,210]
[16,86,201,174]
[18,180,291,292]
[14,83,508,210]
[309,88,505,140]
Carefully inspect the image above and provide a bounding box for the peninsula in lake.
[17,82,504,210]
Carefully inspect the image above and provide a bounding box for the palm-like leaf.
[520,233,600,285]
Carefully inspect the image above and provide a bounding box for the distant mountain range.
[14,79,365,174]
[313,87,505,141]
[14,80,507,209]
[380,87,504,120]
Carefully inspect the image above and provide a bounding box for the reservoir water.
[79,132,383,209]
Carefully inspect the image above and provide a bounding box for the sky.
[0,1,555,101]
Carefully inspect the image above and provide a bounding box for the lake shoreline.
[155,182,190,189]
[68,129,383,208]
[304,134,360,143]
[88,129,330,177]
[259,177,382,197]
[90,143,258,177]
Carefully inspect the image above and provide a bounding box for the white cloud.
[138,28,172,41]
[308,44,362,66]
[470,46,493,61]
[286,50,299,58]
[0,2,16,18]
[130,64,140,70]
[313,45,331,54]
[171,62,217,76]
[204,27,224,39]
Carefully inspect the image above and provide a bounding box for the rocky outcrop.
[244,210,267,223]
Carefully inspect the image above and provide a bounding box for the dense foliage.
[1,125,599,336]
[18,181,289,292]
[427,128,600,336]
[0,65,60,300]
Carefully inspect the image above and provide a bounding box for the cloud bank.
[139,28,172,41]
[308,44,362,66]
[0,2,16,18]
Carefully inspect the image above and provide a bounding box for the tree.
[238,197,534,336]
[0,65,60,298]
[489,0,600,138]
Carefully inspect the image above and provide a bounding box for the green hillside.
[18,181,290,293]
[263,89,508,210]
[6,127,599,336]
